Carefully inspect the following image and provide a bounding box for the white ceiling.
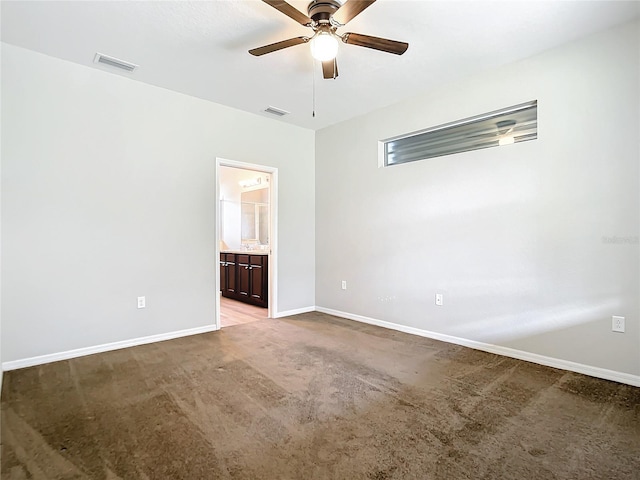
[2,1,638,130]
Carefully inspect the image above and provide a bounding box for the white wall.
[1,44,315,364]
[0,30,3,391]
[316,21,639,377]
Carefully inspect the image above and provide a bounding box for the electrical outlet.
[137,296,146,309]
[612,316,625,333]
[341,280,347,290]
[435,293,443,306]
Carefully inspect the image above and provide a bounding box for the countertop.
[221,250,269,255]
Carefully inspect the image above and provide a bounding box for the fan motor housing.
[307,0,341,23]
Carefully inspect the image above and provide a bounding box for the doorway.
[215,158,277,330]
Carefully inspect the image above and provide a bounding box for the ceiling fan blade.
[262,0,312,26]
[343,32,408,55]
[322,58,338,79]
[249,36,308,56]
[332,0,376,25]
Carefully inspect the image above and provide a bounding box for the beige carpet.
[2,311,639,479]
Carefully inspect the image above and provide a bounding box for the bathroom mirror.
[241,188,269,245]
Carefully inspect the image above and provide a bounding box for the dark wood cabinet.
[220,253,237,298]
[220,253,268,308]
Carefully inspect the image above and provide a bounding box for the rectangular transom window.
[381,100,537,167]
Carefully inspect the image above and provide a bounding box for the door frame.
[215,158,278,329]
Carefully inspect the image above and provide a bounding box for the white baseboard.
[2,324,218,372]
[315,306,640,387]
[274,306,316,318]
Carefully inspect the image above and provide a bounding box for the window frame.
[379,100,538,167]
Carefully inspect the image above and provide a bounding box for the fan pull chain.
[312,59,316,118]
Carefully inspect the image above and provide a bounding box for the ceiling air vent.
[263,106,290,117]
[93,53,138,73]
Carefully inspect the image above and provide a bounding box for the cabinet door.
[222,253,237,297]
[249,255,268,307]
[249,256,263,302]
[236,254,250,299]
[220,254,226,294]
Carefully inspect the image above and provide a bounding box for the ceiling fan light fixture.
[310,32,339,61]
[250,0,409,79]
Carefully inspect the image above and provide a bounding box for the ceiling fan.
[249,0,409,80]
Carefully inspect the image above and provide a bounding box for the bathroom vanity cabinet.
[220,252,268,308]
